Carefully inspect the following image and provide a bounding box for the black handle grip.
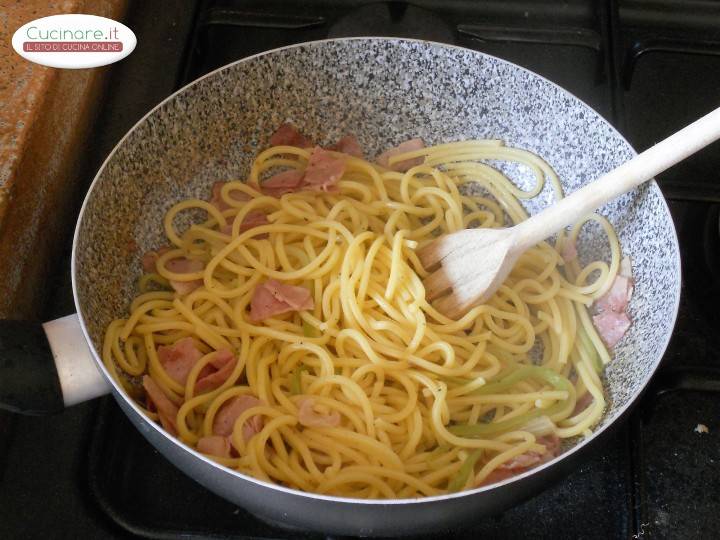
[0,320,64,415]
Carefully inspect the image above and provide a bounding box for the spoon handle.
[513,104,720,251]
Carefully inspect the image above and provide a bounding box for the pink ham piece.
[220,210,270,237]
[166,257,204,295]
[477,468,516,487]
[593,257,633,347]
[141,246,171,273]
[592,310,631,348]
[269,122,312,148]
[143,375,179,436]
[595,275,633,314]
[157,337,204,385]
[166,257,204,274]
[197,435,232,458]
[477,435,561,487]
[210,181,250,211]
[260,146,347,197]
[328,135,363,158]
[196,349,236,393]
[498,452,544,470]
[572,392,594,416]
[376,138,425,172]
[561,239,577,262]
[240,210,269,230]
[297,397,341,428]
[249,279,314,322]
[537,434,561,456]
[261,169,305,198]
[213,395,264,442]
[498,434,560,470]
[141,252,157,273]
[303,147,346,192]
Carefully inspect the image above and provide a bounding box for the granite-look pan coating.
[72,38,680,536]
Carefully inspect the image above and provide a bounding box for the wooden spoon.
[418,105,720,319]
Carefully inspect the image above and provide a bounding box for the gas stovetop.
[2,1,720,539]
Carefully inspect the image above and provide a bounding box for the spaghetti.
[103,138,622,498]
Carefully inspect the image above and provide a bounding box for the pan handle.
[0,314,111,415]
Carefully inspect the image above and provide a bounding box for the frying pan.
[0,38,680,536]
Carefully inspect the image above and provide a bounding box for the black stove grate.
[85,1,720,538]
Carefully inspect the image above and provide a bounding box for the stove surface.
[2,1,720,539]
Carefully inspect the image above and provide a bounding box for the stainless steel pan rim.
[70,36,682,506]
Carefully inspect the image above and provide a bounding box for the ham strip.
[477,468,516,487]
[197,435,232,458]
[144,248,202,294]
[157,337,204,385]
[537,434,561,457]
[297,397,340,428]
[250,279,314,322]
[572,392,594,416]
[498,434,560,470]
[261,169,305,197]
[166,257,204,295]
[561,239,577,262]
[240,210,269,230]
[593,257,633,347]
[592,310,631,348]
[476,435,560,487]
[264,280,314,310]
[142,252,159,273]
[498,452,546,470]
[249,286,281,321]
[376,138,425,172]
[143,375,179,435]
[196,349,236,393]
[210,181,250,211]
[595,275,633,314]
[269,122,312,148]
[303,147,346,192]
[166,257,204,274]
[220,210,269,237]
[213,395,264,442]
[141,246,171,273]
[327,135,363,158]
[261,147,346,197]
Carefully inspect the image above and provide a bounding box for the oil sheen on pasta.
[103,140,621,498]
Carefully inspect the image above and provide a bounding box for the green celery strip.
[449,366,572,437]
[290,365,308,395]
[447,449,483,492]
[302,320,320,338]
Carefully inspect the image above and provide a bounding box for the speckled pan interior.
[74,38,680,437]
